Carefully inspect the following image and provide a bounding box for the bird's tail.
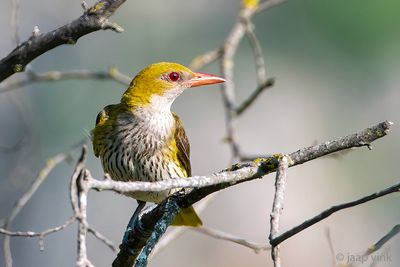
[171,205,202,227]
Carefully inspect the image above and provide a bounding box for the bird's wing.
[173,113,191,177]
[92,104,117,157]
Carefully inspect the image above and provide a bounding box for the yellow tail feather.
[171,206,202,227]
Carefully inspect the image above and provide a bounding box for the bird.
[91,62,225,227]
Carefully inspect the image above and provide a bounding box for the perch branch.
[150,195,216,256]
[105,120,392,265]
[83,121,392,195]
[0,0,126,82]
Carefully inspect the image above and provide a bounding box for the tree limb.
[363,224,400,256]
[2,138,86,267]
[0,0,126,82]
[191,226,270,253]
[269,156,289,267]
[107,120,392,266]
[270,182,400,247]
[0,68,131,93]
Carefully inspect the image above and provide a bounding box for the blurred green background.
[0,0,399,266]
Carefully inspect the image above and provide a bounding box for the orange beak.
[187,72,226,87]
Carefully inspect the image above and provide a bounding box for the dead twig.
[0,0,127,82]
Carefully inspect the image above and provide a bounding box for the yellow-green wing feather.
[92,104,118,157]
[171,114,202,227]
[172,113,191,177]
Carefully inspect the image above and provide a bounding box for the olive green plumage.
[91,62,225,227]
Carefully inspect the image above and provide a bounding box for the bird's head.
[121,62,225,111]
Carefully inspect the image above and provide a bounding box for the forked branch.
[0,0,126,82]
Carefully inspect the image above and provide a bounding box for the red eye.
[168,72,180,82]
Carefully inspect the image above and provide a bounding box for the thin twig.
[146,2,284,257]
[2,138,86,267]
[363,224,400,256]
[0,68,131,93]
[235,78,274,116]
[219,13,247,160]
[70,144,89,215]
[0,216,76,251]
[111,120,392,265]
[88,226,118,252]
[269,156,289,267]
[75,158,94,267]
[325,227,337,267]
[243,18,267,85]
[190,48,223,70]
[256,0,288,14]
[192,226,270,253]
[270,182,400,247]
[10,0,20,45]
[238,24,275,116]
[0,0,127,82]
[0,216,76,238]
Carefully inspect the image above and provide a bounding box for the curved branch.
[0,68,131,93]
[108,120,392,266]
[0,0,126,82]
[270,182,400,247]
[192,226,270,253]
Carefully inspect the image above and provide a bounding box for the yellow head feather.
[121,62,194,109]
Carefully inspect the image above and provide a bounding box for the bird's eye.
[168,72,180,82]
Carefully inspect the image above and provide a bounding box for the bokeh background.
[0,0,399,266]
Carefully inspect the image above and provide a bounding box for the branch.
[189,48,223,70]
[83,121,392,195]
[88,227,118,252]
[270,182,400,247]
[2,138,86,267]
[243,18,267,85]
[150,195,216,256]
[70,147,117,266]
[189,1,283,160]
[191,226,270,253]
[0,216,76,250]
[234,78,274,116]
[0,0,126,82]
[363,224,400,256]
[105,120,392,265]
[257,0,288,14]
[0,68,131,93]
[269,156,289,267]
[325,227,337,267]
[10,0,20,45]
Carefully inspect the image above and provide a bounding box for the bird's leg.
[122,200,146,254]
[122,200,146,255]
[127,200,146,228]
